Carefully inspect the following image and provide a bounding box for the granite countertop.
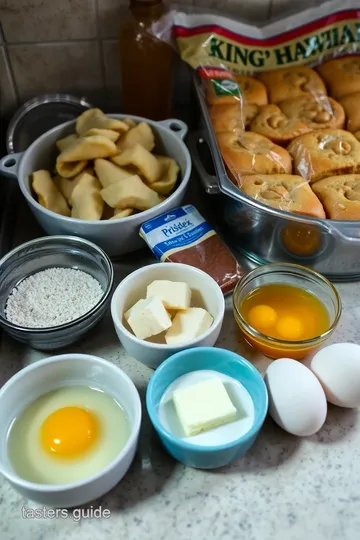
[1,201,360,540]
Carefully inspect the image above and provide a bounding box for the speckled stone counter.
[1,204,360,540]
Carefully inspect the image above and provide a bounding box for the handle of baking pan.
[157,119,188,140]
[0,152,23,180]
[187,131,221,194]
[328,223,360,244]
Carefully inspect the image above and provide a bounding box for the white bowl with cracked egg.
[111,263,225,369]
[0,354,141,508]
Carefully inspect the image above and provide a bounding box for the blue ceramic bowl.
[146,347,268,469]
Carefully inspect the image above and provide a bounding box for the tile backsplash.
[0,0,319,119]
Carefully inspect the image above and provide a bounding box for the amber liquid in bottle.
[119,0,174,120]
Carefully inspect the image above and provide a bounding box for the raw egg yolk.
[248,304,277,331]
[276,316,303,340]
[40,406,98,458]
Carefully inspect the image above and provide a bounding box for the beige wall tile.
[98,0,271,38]
[98,0,196,39]
[0,46,17,117]
[186,0,270,22]
[224,0,271,22]
[8,42,103,104]
[269,0,318,19]
[97,0,128,39]
[0,0,97,43]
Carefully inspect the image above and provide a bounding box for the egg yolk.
[282,225,321,256]
[276,316,303,340]
[248,304,277,331]
[40,406,98,458]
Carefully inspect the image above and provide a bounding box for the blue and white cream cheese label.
[140,205,216,261]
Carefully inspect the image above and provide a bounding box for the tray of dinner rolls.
[197,60,360,223]
[173,0,360,224]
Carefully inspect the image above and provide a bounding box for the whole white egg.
[264,358,327,436]
[310,343,360,408]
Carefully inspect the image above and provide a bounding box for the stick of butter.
[146,280,191,310]
[173,378,237,437]
[165,308,213,345]
[124,296,172,340]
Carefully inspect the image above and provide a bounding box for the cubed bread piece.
[123,118,136,128]
[111,143,161,184]
[116,122,155,152]
[83,128,120,142]
[70,173,104,220]
[53,168,96,205]
[100,174,162,210]
[56,134,78,153]
[55,159,88,179]
[94,158,134,188]
[110,208,134,219]
[76,108,129,135]
[56,136,117,178]
[150,156,179,195]
[32,170,70,217]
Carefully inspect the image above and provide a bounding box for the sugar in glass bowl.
[0,236,114,350]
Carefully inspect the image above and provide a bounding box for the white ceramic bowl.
[0,116,191,258]
[0,354,142,508]
[111,263,225,369]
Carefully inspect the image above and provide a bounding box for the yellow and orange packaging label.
[172,1,360,73]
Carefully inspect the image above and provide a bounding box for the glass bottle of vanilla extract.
[119,0,174,120]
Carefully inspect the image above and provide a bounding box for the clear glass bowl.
[232,263,342,360]
[0,236,114,350]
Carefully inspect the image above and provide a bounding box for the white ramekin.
[0,354,142,508]
[111,262,225,369]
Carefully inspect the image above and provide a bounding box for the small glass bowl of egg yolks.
[233,263,342,360]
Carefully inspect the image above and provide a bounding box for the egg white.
[7,386,130,485]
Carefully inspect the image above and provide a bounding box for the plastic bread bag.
[196,67,246,134]
[167,0,360,220]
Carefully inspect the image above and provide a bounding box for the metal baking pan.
[189,74,360,281]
